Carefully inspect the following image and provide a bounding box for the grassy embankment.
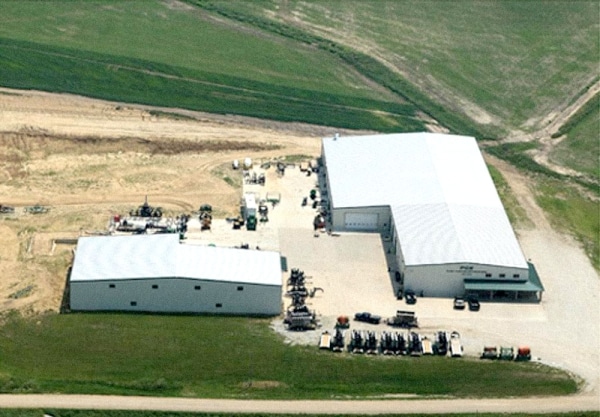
[486,139,599,270]
[550,92,600,181]
[487,165,531,229]
[0,313,576,399]
[541,94,600,270]
[212,0,599,134]
[486,80,599,270]
[0,1,424,133]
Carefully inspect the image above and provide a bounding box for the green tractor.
[246,215,257,231]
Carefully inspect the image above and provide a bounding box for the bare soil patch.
[0,87,324,315]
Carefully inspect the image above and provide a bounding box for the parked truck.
[242,193,257,231]
[386,310,418,328]
[515,346,532,361]
[499,346,515,360]
[481,346,499,360]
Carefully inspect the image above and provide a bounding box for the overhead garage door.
[344,212,379,230]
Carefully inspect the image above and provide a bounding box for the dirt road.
[0,393,598,414]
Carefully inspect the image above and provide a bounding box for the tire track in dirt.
[484,155,549,231]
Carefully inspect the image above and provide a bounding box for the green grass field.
[0,313,576,399]
[223,0,599,133]
[1,0,597,137]
[0,1,379,96]
[0,1,425,132]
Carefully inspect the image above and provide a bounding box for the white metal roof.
[322,133,528,269]
[70,234,282,286]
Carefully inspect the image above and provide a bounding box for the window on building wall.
[130,301,137,306]
[216,303,222,308]
[237,286,244,291]
[513,274,520,278]
[499,273,506,278]
[194,285,201,290]
[109,284,116,288]
[152,284,159,289]
[485,273,492,278]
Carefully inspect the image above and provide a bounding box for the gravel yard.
[229,160,599,396]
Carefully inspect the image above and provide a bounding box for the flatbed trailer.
[319,331,332,350]
[449,331,463,357]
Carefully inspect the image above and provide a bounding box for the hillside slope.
[0,0,426,132]
[219,0,599,136]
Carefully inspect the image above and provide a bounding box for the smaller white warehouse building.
[320,132,543,301]
[70,234,282,315]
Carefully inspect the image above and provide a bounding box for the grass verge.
[534,177,600,271]
[0,413,598,417]
[485,142,598,194]
[0,313,577,399]
[486,142,599,271]
[487,164,531,228]
[552,93,600,139]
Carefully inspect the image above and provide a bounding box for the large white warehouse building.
[70,234,282,315]
[320,132,543,301]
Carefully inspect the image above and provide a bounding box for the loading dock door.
[344,212,379,230]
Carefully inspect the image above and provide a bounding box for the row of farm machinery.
[320,329,465,357]
[109,197,213,236]
[480,345,532,361]
[319,327,532,361]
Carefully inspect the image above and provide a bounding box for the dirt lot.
[0,87,598,398]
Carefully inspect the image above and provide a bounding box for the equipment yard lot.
[0,89,597,399]
[195,163,598,396]
[229,158,599,397]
